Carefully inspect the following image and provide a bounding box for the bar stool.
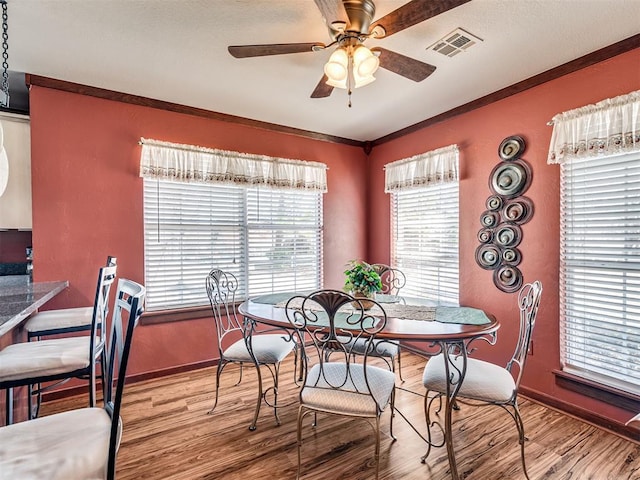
[23,256,116,339]
[0,264,117,424]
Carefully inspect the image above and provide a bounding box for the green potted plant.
[344,260,382,308]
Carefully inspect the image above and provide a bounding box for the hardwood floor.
[40,353,640,479]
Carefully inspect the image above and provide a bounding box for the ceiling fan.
[228,0,471,103]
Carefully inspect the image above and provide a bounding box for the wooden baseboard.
[520,386,640,443]
[42,358,219,402]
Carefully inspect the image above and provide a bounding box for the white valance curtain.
[547,90,640,164]
[139,138,328,192]
[384,144,459,192]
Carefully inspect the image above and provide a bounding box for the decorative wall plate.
[475,244,501,270]
[502,197,534,224]
[493,265,523,293]
[480,210,499,228]
[501,247,522,265]
[498,135,525,161]
[477,228,494,244]
[489,159,532,198]
[494,222,522,248]
[486,195,503,211]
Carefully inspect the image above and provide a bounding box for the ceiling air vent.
[428,28,483,57]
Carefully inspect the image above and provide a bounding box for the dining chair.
[372,263,407,297]
[0,264,117,424]
[23,256,117,339]
[352,263,407,381]
[421,280,542,479]
[0,278,145,480]
[285,289,396,480]
[205,268,295,431]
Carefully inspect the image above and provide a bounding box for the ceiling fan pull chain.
[1,0,8,108]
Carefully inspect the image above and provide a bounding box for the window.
[391,181,459,304]
[143,179,323,311]
[560,151,640,394]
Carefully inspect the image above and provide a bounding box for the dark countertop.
[0,275,69,337]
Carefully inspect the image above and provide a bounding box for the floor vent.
[428,28,483,57]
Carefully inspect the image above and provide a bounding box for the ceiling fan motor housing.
[343,0,376,34]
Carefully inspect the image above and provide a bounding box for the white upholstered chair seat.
[24,307,94,334]
[349,337,399,358]
[0,407,118,480]
[0,336,95,382]
[223,334,294,364]
[422,353,516,403]
[302,362,395,416]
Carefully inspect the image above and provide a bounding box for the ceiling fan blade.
[311,75,334,98]
[314,0,349,26]
[370,0,471,38]
[374,47,436,82]
[228,43,325,58]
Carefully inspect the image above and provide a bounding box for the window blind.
[246,189,323,295]
[392,182,459,304]
[143,178,323,311]
[560,151,640,394]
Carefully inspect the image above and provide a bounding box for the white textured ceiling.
[9,0,640,142]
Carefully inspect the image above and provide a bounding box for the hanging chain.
[1,1,8,108]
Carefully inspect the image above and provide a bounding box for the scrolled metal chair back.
[506,280,543,386]
[372,264,406,296]
[205,269,242,354]
[285,289,388,400]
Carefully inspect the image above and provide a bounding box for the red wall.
[368,48,640,427]
[28,87,368,377]
[28,47,639,429]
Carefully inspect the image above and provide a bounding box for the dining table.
[238,292,500,480]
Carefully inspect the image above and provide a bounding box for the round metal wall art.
[477,228,493,244]
[494,222,522,248]
[493,265,523,293]
[476,244,501,270]
[498,135,526,161]
[486,195,503,211]
[480,210,499,228]
[501,248,522,265]
[502,197,534,224]
[489,159,532,199]
[475,135,535,293]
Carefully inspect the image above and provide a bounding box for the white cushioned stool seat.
[0,407,117,480]
[422,353,516,403]
[0,336,93,382]
[24,307,94,334]
[303,362,396,416]
[223,334,294,364]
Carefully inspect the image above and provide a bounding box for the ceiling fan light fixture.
[324,47,349,83]
[353,71,376,89]
[352,45,379,77]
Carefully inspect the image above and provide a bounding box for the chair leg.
[27,382,40,420]
[389,387,397,441]
[272,362,281,426]
[296,406,307,480]
[512,401,530,480]
[249,363,263,431]
[5,388,13,425]
[207,361,226,415]
[374,416,381,480]
[89,358,97,408]
[421,391,440,463]
[396,348,404,383]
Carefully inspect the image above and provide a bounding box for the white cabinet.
[0,113,31,229]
